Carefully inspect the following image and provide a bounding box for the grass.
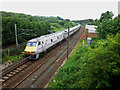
[47,40,87,88]
[2,45,25,63]
[2,53,24,63]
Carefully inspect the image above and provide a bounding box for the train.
[22,24,81,59]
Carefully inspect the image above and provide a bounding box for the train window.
[51,39,53,42]
[27,42,37,46]
[38,42,41,45]
[42,41,44,44]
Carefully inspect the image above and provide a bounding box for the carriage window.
[51,39,53,42]
[38,42,41,45]
[27,42,37,46]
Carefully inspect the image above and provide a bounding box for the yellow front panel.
[24,46,36,52]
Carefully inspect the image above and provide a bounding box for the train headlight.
[24,51,35,54]
[22,52,25,54]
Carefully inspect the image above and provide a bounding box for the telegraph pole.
[67,25,70,60]
[15,24,18,58]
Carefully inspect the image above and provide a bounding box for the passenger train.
[23,24,81,59]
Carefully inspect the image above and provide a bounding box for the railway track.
[2,26,84,89]
[0,55,34,84]
[35,27,84,88]
[2,35,68,88]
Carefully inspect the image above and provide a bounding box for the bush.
[48,33,120,89]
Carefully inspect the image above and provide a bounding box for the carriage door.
[41,41,45,51]
[64,31,68,38]
[63,31,66,38]
[38,42,43,53]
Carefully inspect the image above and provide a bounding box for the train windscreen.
[27,42,37,46]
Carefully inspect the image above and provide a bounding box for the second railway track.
[2,26,84,89]
[0,55,35,85]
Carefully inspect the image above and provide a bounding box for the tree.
[57,16,63,20]
[96,15,120,38]
[65,19,70,22]
[2,11,76,46]
[99,11,114,22]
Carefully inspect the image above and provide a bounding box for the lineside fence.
[2,42,26,56]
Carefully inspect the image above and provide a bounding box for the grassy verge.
[2,47,25,63]
[2,53,24,63]
[2,41,26,63]
[47,40,87,88]
[47,33,120,89]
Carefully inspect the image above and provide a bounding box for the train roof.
[28,25,80,42]
[63,24,80,32]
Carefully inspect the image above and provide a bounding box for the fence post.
[7,49,9,56]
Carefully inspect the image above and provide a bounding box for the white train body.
[23,24,80,59]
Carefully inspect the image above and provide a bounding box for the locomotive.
[23,24,81,59]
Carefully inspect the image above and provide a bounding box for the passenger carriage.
[23,24,81,59]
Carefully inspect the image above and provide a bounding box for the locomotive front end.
[23,42,37,57]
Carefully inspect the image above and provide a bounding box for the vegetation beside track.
[2,53,24,62]
[1,11,76,47]
[47,11,120,89]
[48,32,120,89]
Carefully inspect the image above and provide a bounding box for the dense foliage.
[48,32,120,89]
[48,11,120,89]
[96,15,120,38]
[89,11,120,38]
[2,11,76,46]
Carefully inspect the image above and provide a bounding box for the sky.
[0,0,119,20]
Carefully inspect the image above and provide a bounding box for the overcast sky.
[0,0,119,20]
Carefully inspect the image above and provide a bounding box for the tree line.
[1,11,76,47]
[89,11,120,38]
[72,19,94,25]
